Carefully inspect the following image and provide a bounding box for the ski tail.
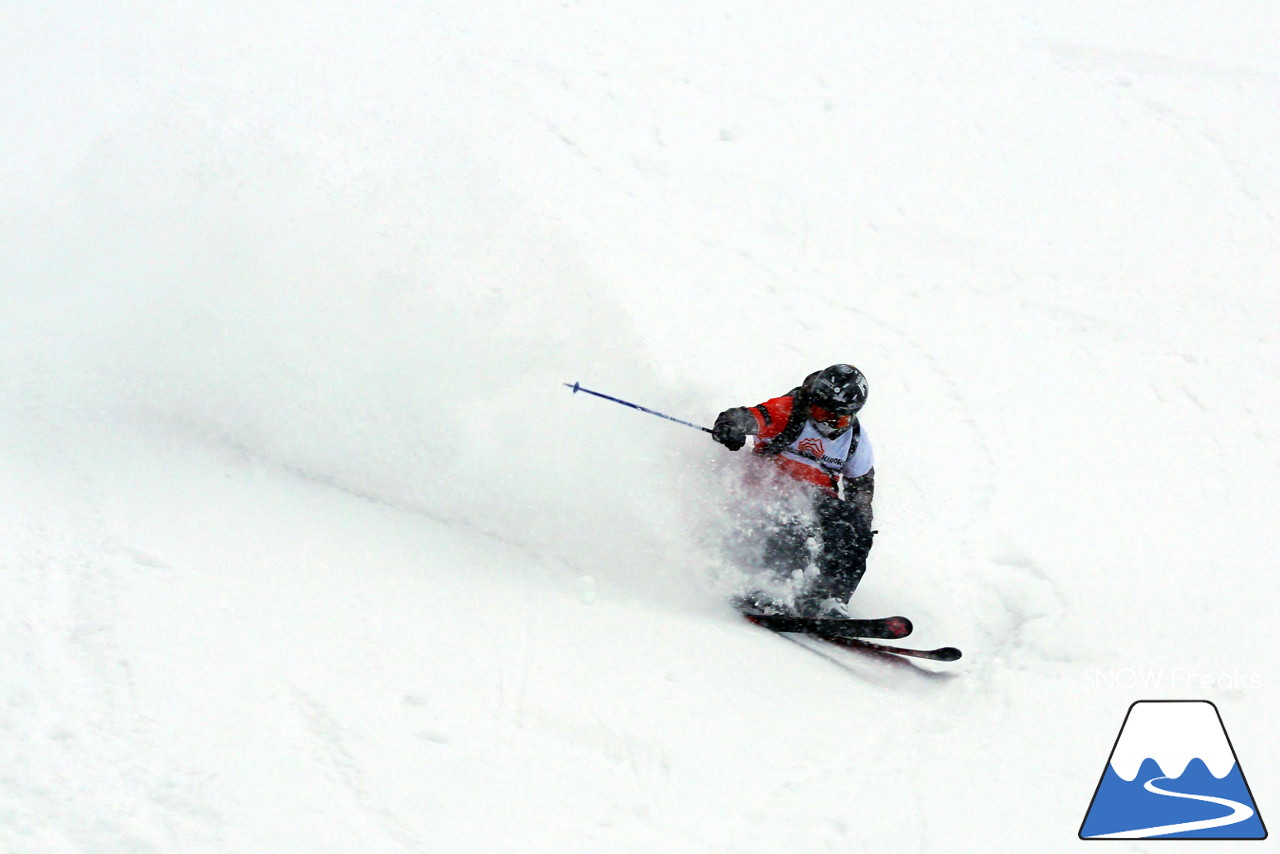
[821,635,962,662]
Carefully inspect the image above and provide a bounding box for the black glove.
[711,408,751,451]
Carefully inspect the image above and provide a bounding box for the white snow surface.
[3,2,1278,852]
[1109,701,1236,781]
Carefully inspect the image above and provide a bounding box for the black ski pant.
[763,490,873,608]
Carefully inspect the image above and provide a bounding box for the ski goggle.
[809,403,852,428]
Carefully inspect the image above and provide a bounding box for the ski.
[820,634,962,662]
[741,612,912,640]
[742,612,962,662]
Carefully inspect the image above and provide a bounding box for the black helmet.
[805,364,868,416]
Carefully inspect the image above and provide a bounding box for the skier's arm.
[713,396,793,451]
[844,467,874,528]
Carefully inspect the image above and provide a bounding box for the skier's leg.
[806,493,874,611]
[762,517,810,575]
[731,495,815,614]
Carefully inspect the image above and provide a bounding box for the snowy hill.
[3,2,1277,851]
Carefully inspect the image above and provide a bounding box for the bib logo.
[796,438,825,458]
[1080,701,1266,840]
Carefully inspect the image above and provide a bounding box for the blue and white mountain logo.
[1080,700,1266,840]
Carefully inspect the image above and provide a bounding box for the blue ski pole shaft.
[563,382,712,433]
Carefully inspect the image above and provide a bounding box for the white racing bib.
[776,420,874,479]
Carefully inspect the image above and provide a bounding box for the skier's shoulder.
[750,388,802,439]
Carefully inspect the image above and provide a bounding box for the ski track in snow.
[2,510,227,852]
[288,688,424,849]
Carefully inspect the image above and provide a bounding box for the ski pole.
[563,382,712,434]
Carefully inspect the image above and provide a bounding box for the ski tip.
[935,647,962,662]
[887,616,912,638]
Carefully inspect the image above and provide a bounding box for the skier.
[711,364,875,618]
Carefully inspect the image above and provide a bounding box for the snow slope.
[2,2,1277,851]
